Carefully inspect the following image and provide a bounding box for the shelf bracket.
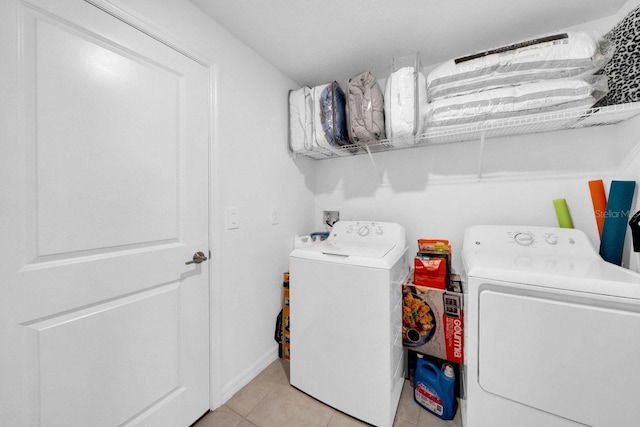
[365,145,383,183]
[477,129,486,180]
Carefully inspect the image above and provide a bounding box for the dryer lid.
[462,224,640,298]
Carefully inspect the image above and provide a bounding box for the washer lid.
[290,240,406,269]
[315,241,396,258]
[290,220,406,267]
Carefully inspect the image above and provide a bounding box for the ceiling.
[190,0,626,87]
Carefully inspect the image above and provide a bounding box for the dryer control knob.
[514,232,534,246]
[358,226,370,236]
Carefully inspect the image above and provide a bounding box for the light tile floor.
[193,359,462,427]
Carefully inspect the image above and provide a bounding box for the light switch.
[227,207,240,229]
[270,207,279,225]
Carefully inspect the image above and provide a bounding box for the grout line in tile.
[225,404,244,419]
[242,382,288,423]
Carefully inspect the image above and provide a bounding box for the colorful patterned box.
[402,272,464,364]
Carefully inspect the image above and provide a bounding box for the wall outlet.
[323,210,340,227]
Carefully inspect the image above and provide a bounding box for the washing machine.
[289,221,409,427]
[461,225,640,427]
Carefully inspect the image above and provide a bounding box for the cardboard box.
[414,255,448,289]
[415,239,451,289]
[402,272,464,364]
[282,272,291,360]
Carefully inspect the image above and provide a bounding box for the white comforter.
[426,76,606,127]
[427,31,608,101]
[288,87,313,153]
[384,66,428,144]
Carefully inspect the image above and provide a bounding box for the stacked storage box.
[282,272,291,360]
[402,240,463,365]
[403,239,465,419]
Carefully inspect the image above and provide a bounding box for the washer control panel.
[329,221,405,247]
[345,222,384,237]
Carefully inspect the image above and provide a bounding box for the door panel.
[25,284,181,426]
[36,22,180,255]
[26,6,181,259]
[1,1,210,426]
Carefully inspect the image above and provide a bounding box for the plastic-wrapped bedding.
[288,87,313,154]
[310,82,354,156]
[311,84,330,151]
[321,82,351,147]
[346,71,386,148]
[285,85,330,159]
[384,67,427,143]
[427,31,610,101]
[425,76,607,127]
[287,84,330,159]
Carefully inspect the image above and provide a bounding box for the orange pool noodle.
[588,180,607,238]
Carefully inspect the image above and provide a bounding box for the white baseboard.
[219,345,280,405]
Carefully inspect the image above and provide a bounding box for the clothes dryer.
[461,225,640,427]
[289,221,408,427]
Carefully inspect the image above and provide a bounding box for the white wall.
[112,0,640,410]
[314,1,640,274]
[111,0,316,407]
[315,119,640,273]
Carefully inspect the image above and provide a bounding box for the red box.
[415,239,451,290]
[402,272,464,364]
[414,256,448,289]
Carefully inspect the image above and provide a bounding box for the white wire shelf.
[300,102,640,159]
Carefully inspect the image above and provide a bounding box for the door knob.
[185,251,208,265]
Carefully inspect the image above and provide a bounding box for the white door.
[0,0,211,426]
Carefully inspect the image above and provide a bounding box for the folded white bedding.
[288,87,313,153]
[426,77,607,127]
[384,67,428,144]
[427,98,598,129]
[286,85,333,158]
[427,31,609,101]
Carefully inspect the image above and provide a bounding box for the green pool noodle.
[553,198,574,228]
